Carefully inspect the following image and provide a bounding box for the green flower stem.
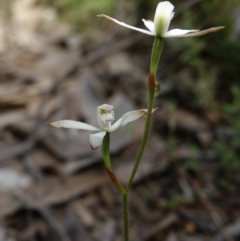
[126,73,156,193]
[122,192,129,241]
[101,132,112,170]
[122,37,163,241]
[122,74,155,241]
[150,37,163,76]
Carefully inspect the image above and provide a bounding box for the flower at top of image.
[49,104,155,150]
[98,1,224,38]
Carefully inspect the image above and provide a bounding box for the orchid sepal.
[97,14,155,36]
[163,26,224,38]
[48,120,100,131]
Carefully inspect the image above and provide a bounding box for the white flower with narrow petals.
[98,1,224,38]
[49,104,153,150]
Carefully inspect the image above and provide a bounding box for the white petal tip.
[97,14,113,21]
[215,26,225,30]
[199,26,225,33]
[142,107,158,114]
[187,26,225,37]
[90,145,99,150]
[48,121,62,128]
[152,107,158,113]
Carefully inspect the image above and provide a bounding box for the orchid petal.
[164,26,225,38]
[110,108,157,132]
[89,131,106,150]
[154,1,174,36]
[97,14,155,36]
[142,19,155,33]
[48,120,100,131]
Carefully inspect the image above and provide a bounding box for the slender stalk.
[122,37,163,241]
[126,73,155,192]
[122,192,129,241]
[126,37,163,193]
[123,74,156,241]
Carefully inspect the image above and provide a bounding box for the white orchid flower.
[98,1,224,38]
[49,104,153,150]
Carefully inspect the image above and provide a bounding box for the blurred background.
[0,0,240,240]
